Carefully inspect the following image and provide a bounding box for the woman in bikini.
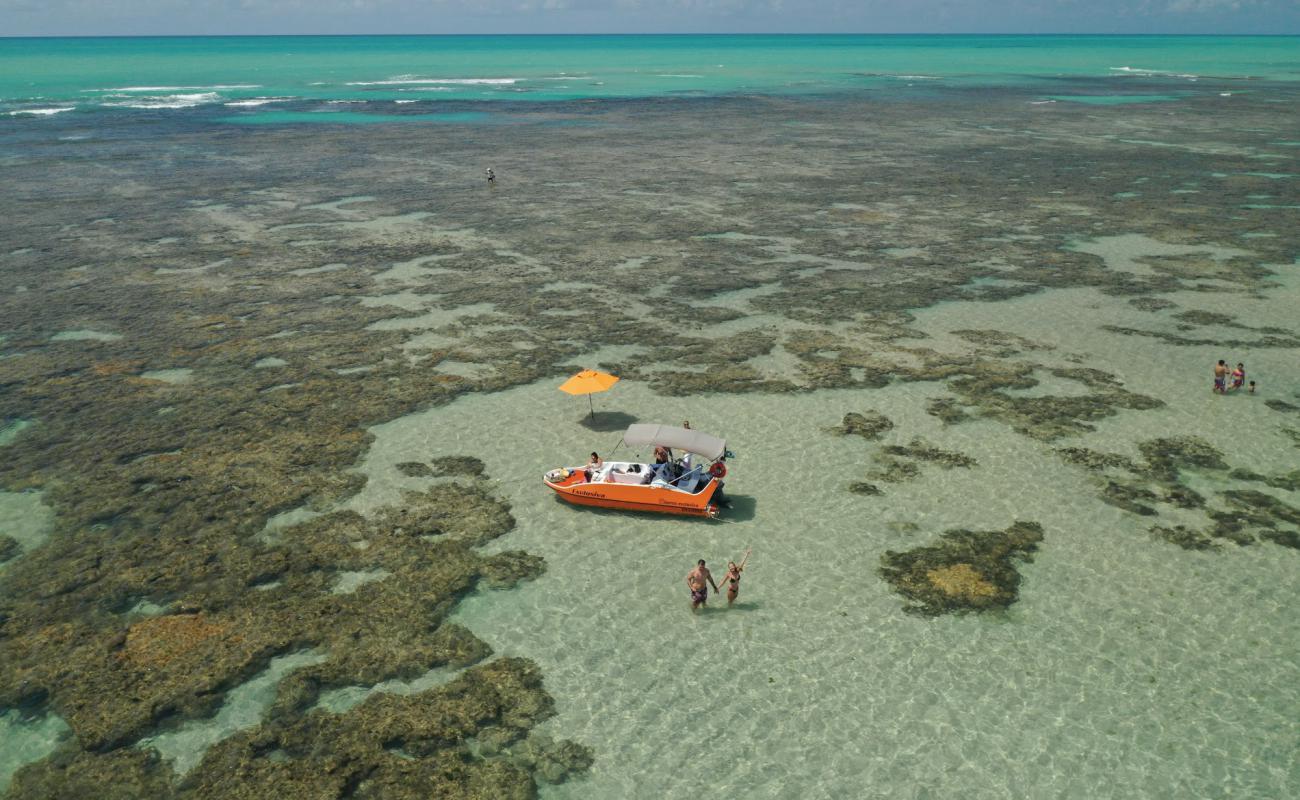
[1231,363,1246,391]
[721,549,751,607]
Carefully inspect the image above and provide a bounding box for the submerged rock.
[0,533,20,562]
[925,397,972,426]
[395,461,433,478]
[879,521,1044,616]
[1129,297,1177,312]
[430,456,487,478]
[1150,525,1220,551]
[882,438,977,468]
[830,411,894,440]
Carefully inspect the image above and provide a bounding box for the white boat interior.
[567,460,714,494]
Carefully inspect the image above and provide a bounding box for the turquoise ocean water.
[3,34,1299,121]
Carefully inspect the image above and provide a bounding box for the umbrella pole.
[588,394,595,419]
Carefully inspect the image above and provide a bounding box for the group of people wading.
[686,550,750,612]
[1213,359,1254,394]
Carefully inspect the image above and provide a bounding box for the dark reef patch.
[879,521,1044,616]
[1058,436,1300,551]
[829,410,894,440]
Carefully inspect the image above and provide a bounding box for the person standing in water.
[686,560,718,612]
[721,549,751,608]
[1231,362,1246,391]
[485,167,495,183]
[1213,360,1229,394]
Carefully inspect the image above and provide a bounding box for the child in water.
[1249,380,1256,394]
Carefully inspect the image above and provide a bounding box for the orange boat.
[544,423,731,518]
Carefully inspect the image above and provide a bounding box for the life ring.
[709,462,727,479]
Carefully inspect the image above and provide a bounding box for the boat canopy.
[622,424,726,461]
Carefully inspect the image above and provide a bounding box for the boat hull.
[544,468,720,518]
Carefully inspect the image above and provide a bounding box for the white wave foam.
[346,77,519,86]
[894,74,942,80]
[8,107,75,116]
[394,100,417,104]
[400,87,453,92]
[1109,67,1198,79]
[103,92,222,109]
[326,99,366,105]
[93,84,260,92]
[223,97,292,107]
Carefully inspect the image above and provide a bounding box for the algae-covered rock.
[1055,447,1137,472]
[507,733,596,785]
[431,456,487,478]
[879,521,1044,616]
[1150,525,1220,551]
[925,397,972,426]
[1259,529,1300,550]
[951,329,1054,354]
[8,747,174,800]
[882,438,977,468]
[830,411,894,440]
[866,459,922,484]
[0,533,20,562]
[182,657,574,800]
[848,482,882,496]
[1137,436,1228,480]
[1129,297,1177,312]
[480,551,546,589]
[395,461,434,477]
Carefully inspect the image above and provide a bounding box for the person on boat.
[652,444,675,480]
[584,452,602,482]
[721,549,751,607]
[686,560,718,612]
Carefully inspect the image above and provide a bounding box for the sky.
[2,0,1298,36]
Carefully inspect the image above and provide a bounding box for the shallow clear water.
[343,285,1300,798]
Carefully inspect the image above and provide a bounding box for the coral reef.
[2,76,1298,794]
[431,456,487,478]
[1058,436,1300,551]
[879,522,1045,616]
[882,439,977,469]
[829,411,894,440]
[395,461,433,477]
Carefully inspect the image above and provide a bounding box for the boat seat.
[609,470,643,485]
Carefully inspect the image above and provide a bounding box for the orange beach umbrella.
[559,369,620,418]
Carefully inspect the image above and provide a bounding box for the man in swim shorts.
[686,559,718,612]
[1214,360,1229,394]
